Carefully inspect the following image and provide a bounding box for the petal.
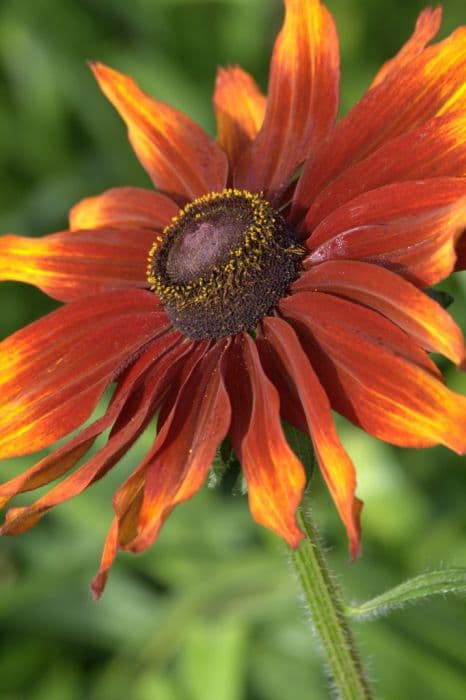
[455,231,466,271]
[281,292,466,452]
[88,338,211,590]
[259,317,362,558]
[0,330,181,509]
[127,340,231,553]
[69,187,179,231]
[91,518,119,599]
[292,23,466,218]
[225,334,305,547]
[0,333,190,536]
[298,112,466,233]
[213,66,266,169]
[370,7,442,88]
[0,228,156,302]
[0,289,166,458]
[295,260,465,364]
[235,0,339,201]
[90,62,228,203]
[304,179,466,288]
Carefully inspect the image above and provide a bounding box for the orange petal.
[293,22,466,218]
[213,66,266,170]
[0,334,190,537]
[281,292,466,453]
[370,6,442,88]
[69,187,179,231]
[259,318,362,558]
[225,334,305,547]
[128,341,231,552]
[299,112,466,233]
[0,228,155,302]
[235,0,339,202]
[88,338,211,593]
[91,518,119,599]
[305,179,466,288]
[0,289,164,458]
[90,62,228,203]
[0,331,181,509]
[295,260,465,365]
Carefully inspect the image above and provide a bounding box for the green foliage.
[0,1,465,699]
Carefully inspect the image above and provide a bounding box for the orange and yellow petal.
[213,66,266,170]
[297,112,466,232]
[0,228,155,302]
[293,20,466,216]
[0,331,181,511]
[0,289,165,459]
[259,317,362,559]
[370,6,442,88]
[305,179,466,288]
[0,333,190,537]
[89,340,211,594]
[128,341,231,553]
[225,334,305,547]
[90,62,228,203]
[295,260,465,365]
[281,292,466,453]
[235,0,339,202]
[69,186,179,231]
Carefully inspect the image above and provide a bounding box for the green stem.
[290,501,375,700]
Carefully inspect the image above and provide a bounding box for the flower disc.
[147,189,303,339]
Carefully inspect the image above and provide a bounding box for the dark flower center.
[147,189,303,339]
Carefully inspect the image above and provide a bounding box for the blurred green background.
[0,0,465,698]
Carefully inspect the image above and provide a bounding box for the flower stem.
[290,501,375,700]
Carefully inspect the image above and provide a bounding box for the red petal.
[295,261,465,365]
[0,333,191,537]
[455,231,466,271]
[0,289,166,458]
[90,62,228,203]
[88,339,211,590]
[225,334,305,547]
[298,112,466,233]
[304,179,466,288]
[281,292,466,452]
[127,340,231,552]
[370,7,442,88]
[259,317,362,558]
[0,228,155,302]
[292,23,466,219]
[235,0,339,202]
[0,330,181,509]
[213,66,266,170]
[69,187,179,231]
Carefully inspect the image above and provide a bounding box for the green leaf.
[347,568,466,621]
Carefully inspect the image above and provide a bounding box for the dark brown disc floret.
[147,189,304,340]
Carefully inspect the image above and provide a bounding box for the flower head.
[1,0,466,598]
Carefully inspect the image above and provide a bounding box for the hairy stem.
[290,502,375,699]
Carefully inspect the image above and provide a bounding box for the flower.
[1,0,466,598]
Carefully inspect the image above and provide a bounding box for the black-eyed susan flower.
[1,1,466,598]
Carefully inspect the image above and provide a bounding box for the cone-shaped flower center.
[147,189,303,339]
